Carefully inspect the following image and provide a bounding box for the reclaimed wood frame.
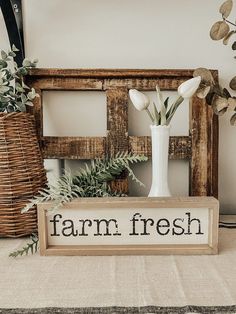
[38,197,219,256]
[27,69,219,197]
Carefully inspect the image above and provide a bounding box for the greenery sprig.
[22,152,148,214]
[9,233,38,258]
[0,45,38,113]
[207,0,236,125]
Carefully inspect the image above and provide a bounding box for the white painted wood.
[38,197,219,256]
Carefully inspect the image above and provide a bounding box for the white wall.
[1,0,236,213]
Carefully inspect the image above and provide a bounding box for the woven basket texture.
[0,112,47,237]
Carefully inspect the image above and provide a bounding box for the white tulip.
[129,89,150,111]
[178,76,201,98]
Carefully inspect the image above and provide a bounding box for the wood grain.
[27,68,219,197]
[190,96,219,198]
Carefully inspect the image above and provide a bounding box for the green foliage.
[0,45,39,113]
[22,152,148,214]
[9,233,38,258]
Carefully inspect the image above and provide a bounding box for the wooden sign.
[38,197,219,256]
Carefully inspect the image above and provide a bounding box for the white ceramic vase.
[148,125,171,197]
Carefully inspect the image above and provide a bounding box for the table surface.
[0,215,236,309]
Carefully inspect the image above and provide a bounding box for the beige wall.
[1,0,236,212]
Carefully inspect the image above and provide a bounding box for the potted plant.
[0,45,47,237]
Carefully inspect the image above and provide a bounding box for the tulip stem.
[145,108,155,123]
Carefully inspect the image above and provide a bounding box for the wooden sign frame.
[27,69,219,197]
[38,197,219,256]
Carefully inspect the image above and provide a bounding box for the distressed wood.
[190,96,219,198]
[28,68,218,79]
[27,68,219,197]
[38,196,219,256]
[106,88,129,193]
[42,137,105,159]
[129,136,192,159]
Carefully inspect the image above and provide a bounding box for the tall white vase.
[148,125,171,197]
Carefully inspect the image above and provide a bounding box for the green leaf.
[230,112,236,125]
[16,102,26,112]
[0,86,10,93]
[223,30,236,45]
[210,21,230,41]
[12,44,19,52]
[219,0,233,18]
[153,102,159,125]
[8,51,16,58]
[22,59,32,67]
[17,67,28,76]
[21,94,27,104]
[164,97,169,109]
[0,60,8,69]
[1,50,8,60]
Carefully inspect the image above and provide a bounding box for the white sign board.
[38,197,219,256]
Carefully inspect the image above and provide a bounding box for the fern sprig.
[9,233,39,258]
[22,153,147,214]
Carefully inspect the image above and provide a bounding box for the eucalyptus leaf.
[21,94,27,104]
[1,50,8,60]
[210,21,230,40]
[17,67,28,76]
[0,60,7,69]
[12,44,19,52]
[16,102,26,112]
[0,86,10,93]
[212,95,228,115]
[223,88,231,98]
[228,97,236,111]
[22,59,32,67]
[230,113,236,125]
[196,85,211,99]
[193,68,214,84]
[219,0,233,18]
[232,41,236,50]
[223,30,236,45]
[7,104,15,112]
[8,51,16,58]
[230,76,236,90]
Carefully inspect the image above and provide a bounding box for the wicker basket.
[0,112,47,237]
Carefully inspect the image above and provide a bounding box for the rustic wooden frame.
[38,197,219,256]
[27,69,219,197]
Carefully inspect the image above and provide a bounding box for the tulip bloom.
[129,76,201,126]
[129,89,150,111]
[129,89,154,122]
[178,76,201,98]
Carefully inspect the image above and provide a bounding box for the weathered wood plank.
[103,78,187,91]
[106,88,129,193]
[190,96,218,197]
[26,77,103,90]
[129,136,192,159]
[42,137,105,159]
[106,88,129,156]
[28,68,218,79]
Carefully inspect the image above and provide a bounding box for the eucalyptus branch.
[223,18,236,27]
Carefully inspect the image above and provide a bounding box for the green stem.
[145,108,154,123]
